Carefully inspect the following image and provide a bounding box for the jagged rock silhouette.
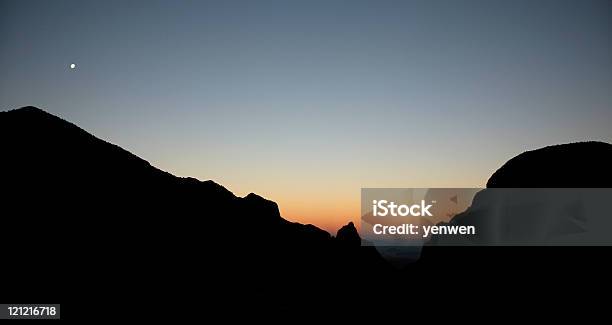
[336,222,361,246]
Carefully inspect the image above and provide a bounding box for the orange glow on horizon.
[169,159,490,235]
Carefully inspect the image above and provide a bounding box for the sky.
[1,0,611,233]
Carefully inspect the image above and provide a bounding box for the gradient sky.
[1,0,611,233]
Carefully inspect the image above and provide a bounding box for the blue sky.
[2,0,611,231]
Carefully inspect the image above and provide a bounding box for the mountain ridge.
[1,106,389,307]
[3,105,612,311]
[3,106,350,236]
[1,106,255,205]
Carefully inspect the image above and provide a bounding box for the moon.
[69,63,76,69]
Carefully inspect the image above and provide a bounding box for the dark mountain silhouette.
[487,142,612,188]
[2,106,611,313]
[417,142,612,292]
[0,106,389,311]
[424,143,612,246]
[336,222,361,246]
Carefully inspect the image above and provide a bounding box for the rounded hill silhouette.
[487,142,612,188]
